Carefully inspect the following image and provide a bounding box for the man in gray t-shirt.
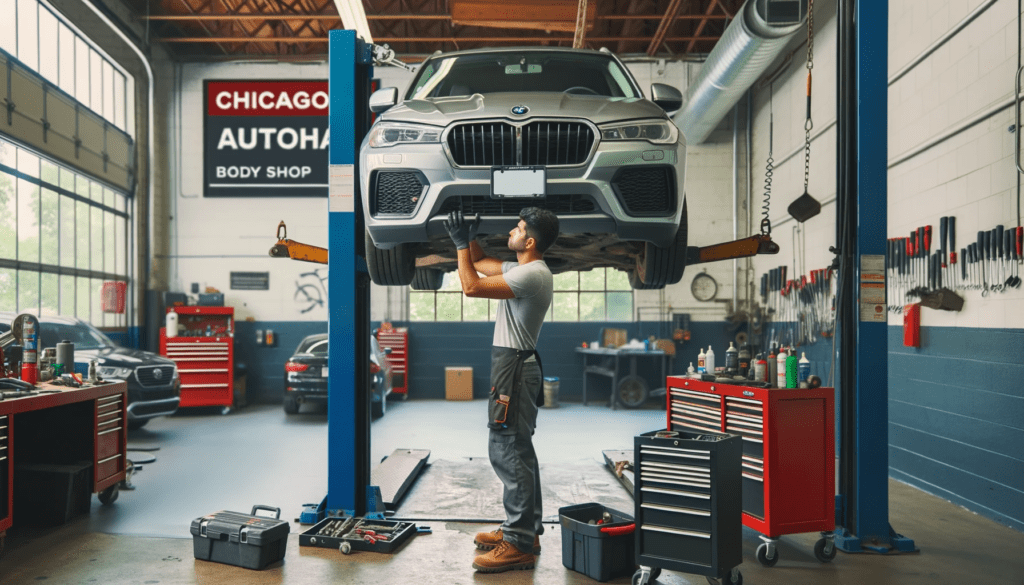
[443,207,559,573]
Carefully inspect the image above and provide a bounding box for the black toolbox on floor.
[190,505,290,570]
[559,503,636,582]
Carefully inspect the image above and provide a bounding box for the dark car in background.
[283,333,393,418]
[0,312,180,430]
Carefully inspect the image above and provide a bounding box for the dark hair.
[519,207,560,253]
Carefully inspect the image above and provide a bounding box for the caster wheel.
[709,571,742,585]
[340,541,352,555]
[650,567,661,580]
[756,542,779,567]
[220,406,231,416]
[99,483,119,505]
[814,538,837,562]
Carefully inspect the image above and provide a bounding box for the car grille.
[439,195,595,215]
[374,171,425,215]
[135,365,176,387]
[612,166,675,215]
[447,121,594,167]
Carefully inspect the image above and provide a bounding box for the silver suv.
[360,46,688,289]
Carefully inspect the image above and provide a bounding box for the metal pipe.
[888,0,1000,85]
[733,104,739,311]
[673,0,805,145]
[81,0,154,334]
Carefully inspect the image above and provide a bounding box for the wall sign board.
[204,80,329,197]
[230,271,271,290]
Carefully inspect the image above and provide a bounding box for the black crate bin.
[559,503,636,582]
[190,505,290,570]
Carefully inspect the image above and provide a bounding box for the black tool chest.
[300,517,416,554]
[633,430,742,582]
[190,505,290,570]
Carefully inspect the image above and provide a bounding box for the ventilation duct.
[673,0,807,145]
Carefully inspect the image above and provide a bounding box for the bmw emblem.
[154,368,164,380]
[511,105,529,116]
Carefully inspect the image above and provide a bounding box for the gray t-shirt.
[493,260,553,350]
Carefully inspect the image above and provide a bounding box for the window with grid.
[0,137,131,327]
[409,267,633,322]
[0,0,134,134]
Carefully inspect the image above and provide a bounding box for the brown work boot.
[474,529,541,554]
[471,539,536,573]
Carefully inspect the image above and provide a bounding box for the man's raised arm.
[470,241,504,277]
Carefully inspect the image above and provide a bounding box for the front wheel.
[364,231,415,286]
[99,484,119,505]
[632,201,688,289]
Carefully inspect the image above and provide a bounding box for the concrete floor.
[0,398,1022,584]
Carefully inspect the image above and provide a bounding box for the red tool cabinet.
[666,376,836,565]
[160,307,234,409]
[376,327,408,397]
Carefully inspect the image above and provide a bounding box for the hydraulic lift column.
[833,0,915,553]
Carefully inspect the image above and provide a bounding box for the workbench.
[575,347,671,409]
[0,380,128,552]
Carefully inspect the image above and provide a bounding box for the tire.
[127,419,148,431]
[631,199,689,289]
[628,269,665,290]
[283,396,299,414]
[814,538,837,562]
[618,375,649,408]
[756,542,779,567]
[411,268,444,290]
[99,483,119,505]
[364,231,415,286]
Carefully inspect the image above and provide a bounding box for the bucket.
[543,377,560,408]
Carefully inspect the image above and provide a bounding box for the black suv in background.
[0,313,180,430]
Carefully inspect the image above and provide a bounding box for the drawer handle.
[98,427,123,436]
[98,454,123,465]
[99,411,120,420]
[99,418,122,428]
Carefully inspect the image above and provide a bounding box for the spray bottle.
[786,350,798,389]
[697,347,706,373]
[776,347,788,389]
[705,345,716,376]
[753,353,767,383]
[767,346,777,387]
[724,342,738,374]
[798,352,811,387]
[21,316,38,385]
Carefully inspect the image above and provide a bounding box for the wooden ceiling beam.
[685,0,720,54]
[159,35,718,42]
[645,0,686,56]
[139,13,729,20]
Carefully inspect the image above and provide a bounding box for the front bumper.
[360,138,686,249]
[126,379,181,422]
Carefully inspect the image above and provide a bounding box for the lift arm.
[686,234,780,266]
[269,221,329,265]
[372,43,417,73]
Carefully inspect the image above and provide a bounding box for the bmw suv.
[0,313,180,430]
[360,46,688,290]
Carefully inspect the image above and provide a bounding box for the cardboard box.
[445,367,473,400]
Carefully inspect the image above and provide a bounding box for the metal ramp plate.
[602,449,635,497]
[371,449,430,510]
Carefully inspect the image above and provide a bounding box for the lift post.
[833,0,915,553]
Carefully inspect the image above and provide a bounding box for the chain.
[803,0,815,193]
[761,85,774,236]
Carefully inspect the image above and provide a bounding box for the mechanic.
[443,207,559,573]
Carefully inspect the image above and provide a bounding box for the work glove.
[443,211,481,250]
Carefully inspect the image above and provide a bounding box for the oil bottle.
[776,347,788,388]
[705,345,716,376]
[697,347,706,373]
[724,342,738,374]
[767,346,777,387]
[798,352,811,387]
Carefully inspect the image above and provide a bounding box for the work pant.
[487,347,544,555]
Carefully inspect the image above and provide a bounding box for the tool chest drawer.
[94,394,126,486]
[665,377,835,539]
[634,430,741,580]
[376,327,409,396]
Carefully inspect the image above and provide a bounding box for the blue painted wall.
[888,326,1024,533]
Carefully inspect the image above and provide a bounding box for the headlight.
[367,122,442,148]
[98,366,132,379]
[599,119,679,144]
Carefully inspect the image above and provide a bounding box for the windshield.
[39,322,116,350]
[406,51,641,100]
[296,336,328,355]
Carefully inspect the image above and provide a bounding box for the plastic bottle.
[753,353,767,382]
[798,352,811,387]
[687,362,696,377]
[21,317,38,385]
[165,311,179,338]
[766,347,777,387]
[738,344,751,378]
[777,347,789,388]
[206,324,212,337]
[705,345,716,376]
[786,350,798,389]
[724,342,738,373]
[697,347,707,373]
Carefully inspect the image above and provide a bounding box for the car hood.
[74,346,176,368]
[380,93,668,126]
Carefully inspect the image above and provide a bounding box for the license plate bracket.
[491,166,545,198]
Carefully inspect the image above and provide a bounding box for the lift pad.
[371,449,431,511]
[602,449,635,497]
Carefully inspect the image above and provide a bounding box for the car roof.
[301,333,328,343]
[429,46,609,59]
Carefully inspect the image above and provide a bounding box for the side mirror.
[369,87,399,113]
[651,83,683,112]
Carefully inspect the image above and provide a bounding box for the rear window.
[296,337,328,355]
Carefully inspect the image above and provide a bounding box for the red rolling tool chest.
[376,327,408,398]
[160,307,235,409]
[665,376,836,566]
